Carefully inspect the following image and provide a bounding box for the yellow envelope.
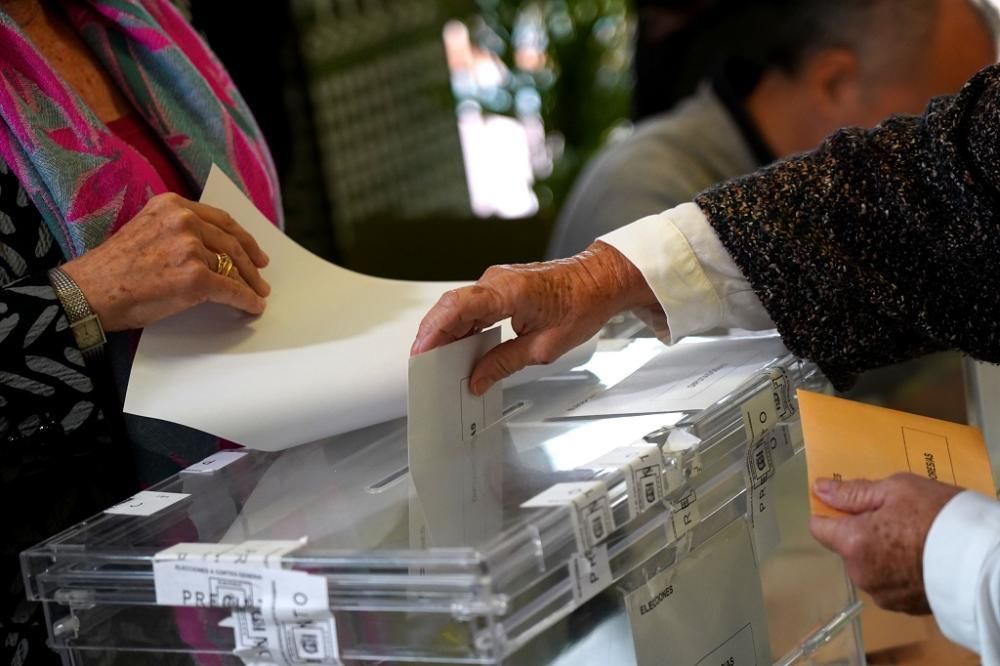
[798,390,995,517]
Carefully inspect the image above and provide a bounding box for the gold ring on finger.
[215,253,234,278]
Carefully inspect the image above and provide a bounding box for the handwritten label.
[105,491,189,517]
[182,451,248,474]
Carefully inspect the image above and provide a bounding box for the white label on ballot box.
[105,490,189,516]
[581,446,665,523]
[182,450,247,474]
[226,611,340,666]
[741,368,795,444]
[569,543,612,605]
[153,540,329,621]
[669,487,700,540]
[155,540,341,665]
[625,520,771,666]
[744,434,780,561]
[522,481,613,551]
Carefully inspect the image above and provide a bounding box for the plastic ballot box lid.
[22,340,861,665]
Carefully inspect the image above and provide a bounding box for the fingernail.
[814,478,837,494]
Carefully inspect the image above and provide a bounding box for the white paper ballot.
[124,167,595,451]
[563,334,788,417]
[408,329,504,548]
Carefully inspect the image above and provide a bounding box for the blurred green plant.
[459,0,633,217]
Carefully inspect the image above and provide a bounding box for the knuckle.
[178,236,203,258]
[149,192,182,210]
[532,344,559,365]
[168,209,198,232]
[438,289,463,308]
[480,264,507,280]
[886,472,911,488]
[493,355,514,378]
[840,531,866,560]
[177,263,207,291]
[844,485,867,506]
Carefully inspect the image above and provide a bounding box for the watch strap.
[48,267,106,357]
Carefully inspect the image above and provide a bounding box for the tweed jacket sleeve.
[695,64,1000,389]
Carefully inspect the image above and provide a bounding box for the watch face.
[74,315,105,350]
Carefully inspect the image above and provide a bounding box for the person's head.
[745,0,998,156]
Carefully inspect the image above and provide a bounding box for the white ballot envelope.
[408,329,504,548]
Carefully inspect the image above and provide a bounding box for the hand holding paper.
[412,241,654,395]
[124,167,596,451]
[798,390,994,517]
[799,391,995,614]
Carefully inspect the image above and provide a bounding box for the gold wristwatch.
[48,267,106,358]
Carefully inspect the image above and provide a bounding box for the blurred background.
[184,0,800,279]
[184,0,1000,282]
[184,0,999,434]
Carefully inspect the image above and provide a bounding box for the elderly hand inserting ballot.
[412,241,657,394]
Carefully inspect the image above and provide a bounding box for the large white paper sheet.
[563,334,788,417]
[124,167,594,451]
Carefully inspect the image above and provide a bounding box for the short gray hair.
[760,0,939,76]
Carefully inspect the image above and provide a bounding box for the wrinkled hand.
[62,193,270,331]
[810,473,963,614]
[412,241,656,394]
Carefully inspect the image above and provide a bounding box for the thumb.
[469,334,539,395]
[813,477,886,515]
[809,514,860,556]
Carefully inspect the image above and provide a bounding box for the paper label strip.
[521,481,613,551]
[154,540,341,665]
[741,368,796,444]
[105,491,189,517]
[522,482,615,606]
[579,446,666,525]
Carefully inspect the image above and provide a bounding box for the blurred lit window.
[443,2,632,220]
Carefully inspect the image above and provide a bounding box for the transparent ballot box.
[22,340,865,665]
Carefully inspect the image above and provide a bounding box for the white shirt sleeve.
[598,202,774,342]
[924,490,1000,664]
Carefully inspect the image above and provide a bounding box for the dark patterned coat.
[698,64,1000,390]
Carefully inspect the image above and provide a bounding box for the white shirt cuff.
[599,202,772,342]
[924,489,1000,652]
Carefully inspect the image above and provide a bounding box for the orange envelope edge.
[797,389,995,517]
